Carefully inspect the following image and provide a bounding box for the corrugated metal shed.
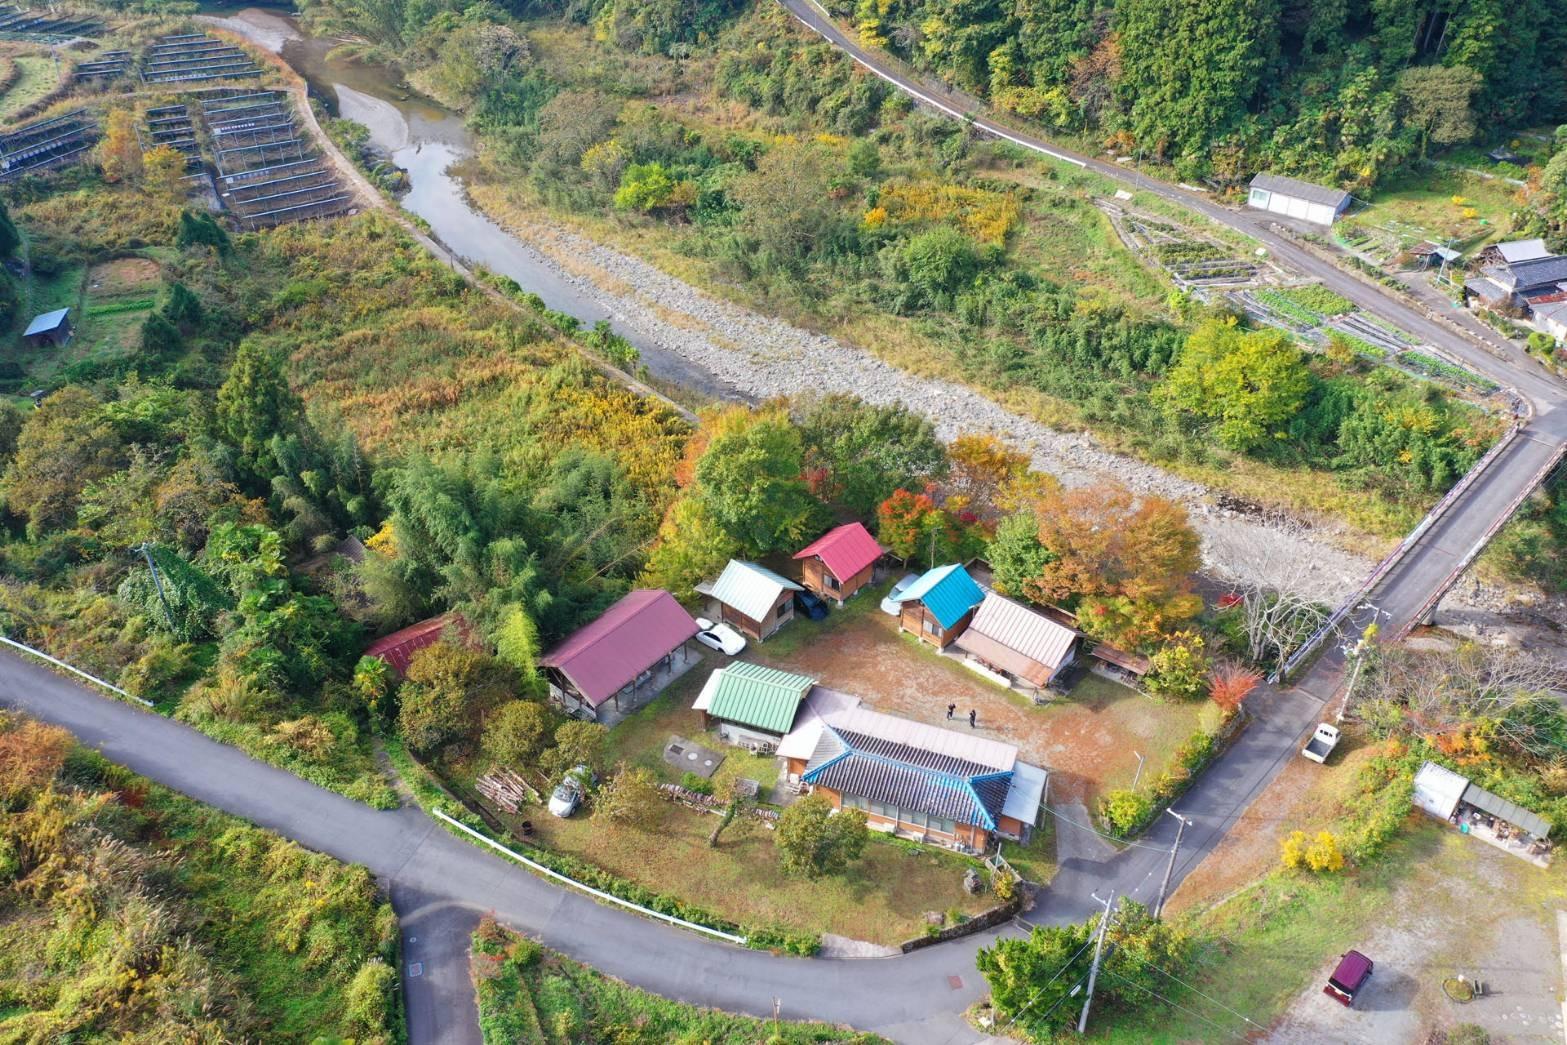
[1413,761,1468,821]
[364,613,472,676]
[708,560,802,622]
[1463,783,1551,840]
[953,593,1078,685]
[827,706,1016,771]
[697,661,815,735]
[793,522,883,581]
[23,307,69,336]
[891,563,985,630]
[1249,172,1350,209]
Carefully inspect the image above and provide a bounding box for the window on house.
[933,817,956,835]
[843,793,866,811]
[906,809,929,828]
[826,574,840,591]
[778,601,789,619]
[923,617,938,635]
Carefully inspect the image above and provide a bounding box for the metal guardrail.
[0,635,153,706]
[1270,421,1525,682]
[1393,439,1567,640]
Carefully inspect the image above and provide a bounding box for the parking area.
[1264,827,1564,1044]
[744,581,1205,807]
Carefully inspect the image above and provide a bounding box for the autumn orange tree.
[877,487,980,566]
[944,433,1028,521]
[96,108,141,184]
[1023,483,1202,647]
[1208,661,1261,714]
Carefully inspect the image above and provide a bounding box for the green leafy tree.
[695,408,823,555]
[1146,630,1211,700]
[396,643,512,754]
[139,312,183,361]
[614,162,679,212]
[493,605,544,697]
[176,210,230,254]
[592,762,663,829]
[352,654,395,725]
[730,144,843,275]
[1159,320,1311,451]
[795,393,947,518]
[482,699,552,768]
[162,281,204,331]
[117,545,232,642]
[1397,65,1483,158]
[215,340,303,487]
[774,793,869,878]
[0,386,124,537]
[639,495,740,596]
[979,900,1192,1037]
[541,720,609,780]
[988,508,1055,598]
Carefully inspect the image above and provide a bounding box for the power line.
[1114,949,1267,1031]
[1102,969,1244,1041]
[993,933,1098,1033]
[1044,805,1175,852]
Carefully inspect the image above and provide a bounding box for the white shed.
[1247,173,1351,227]
[1412,761,1469,821]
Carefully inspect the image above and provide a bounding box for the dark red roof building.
[539,589,699,712]
[793,522,883,605]
[363,613,474,676]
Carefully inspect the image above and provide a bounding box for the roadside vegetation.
[0,711,401,1042]
[471,917,883,1044]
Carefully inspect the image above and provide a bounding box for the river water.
[202,6,733,398]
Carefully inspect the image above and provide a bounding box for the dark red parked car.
[1323,950,1374,1007]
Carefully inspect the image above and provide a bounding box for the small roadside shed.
[1412,761,1469,821]
[538,589,699,717]
[952,591,1079,690]
[1090,642,1151,683]
[1246,173,1351,226]
[23,307,71,347]
[793,521,883,605]
[890,563,985,649]
[363,613,473,677]
[692,660,815,750]
[697,560,802,641]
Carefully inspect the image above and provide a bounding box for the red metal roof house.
[363,613,475,676]
[539,589,700,716]
[793,522,883,605]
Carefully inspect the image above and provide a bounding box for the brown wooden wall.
[799,557,874,603]
[719,590,794,640]
[898,602,974,649]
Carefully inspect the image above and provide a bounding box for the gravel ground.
[501,219,1389,604]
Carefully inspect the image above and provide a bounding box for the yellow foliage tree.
[142,144,188,205]
[1305,831,1344,872]
[1280,829,1309,869]
[97,108,141,184]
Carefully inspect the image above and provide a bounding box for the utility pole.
[1077,892,1116,1035]
[1153,809,1190,919]
[136,542,175,631]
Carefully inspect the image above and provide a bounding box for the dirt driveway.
[1264,828,1564,1044]
[749,601,1203,806]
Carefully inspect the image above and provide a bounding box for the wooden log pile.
[476,767,537,814]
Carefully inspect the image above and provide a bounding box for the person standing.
[946,703,956,720]
[968,708,977,728]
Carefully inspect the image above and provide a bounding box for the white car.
[694,617,746,656]
[880,574,919,616]
[547,782,581,818]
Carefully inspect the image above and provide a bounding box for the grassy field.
[504,773,993,945]
[472,918,884,1043]
[0,53,59,120]
[16,256,162,379]
[1358,165,1525,254]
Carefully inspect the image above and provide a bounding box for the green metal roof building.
[693,661,816,740]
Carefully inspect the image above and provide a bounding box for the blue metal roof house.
[23,307,71,347]
[889,563,985,648]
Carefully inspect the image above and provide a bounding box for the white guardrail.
[433,809,748,946]
[1271,421,1525,682]
[0,635,154,706]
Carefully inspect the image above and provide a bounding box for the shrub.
[1305,831,1344,872]
[679,771,714,795]
[745,926,822,956]
[1280,829,1309,869]
[992,870,1017,903]
[1100,789,1153,835]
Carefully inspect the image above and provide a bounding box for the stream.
[201,6,735,399]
